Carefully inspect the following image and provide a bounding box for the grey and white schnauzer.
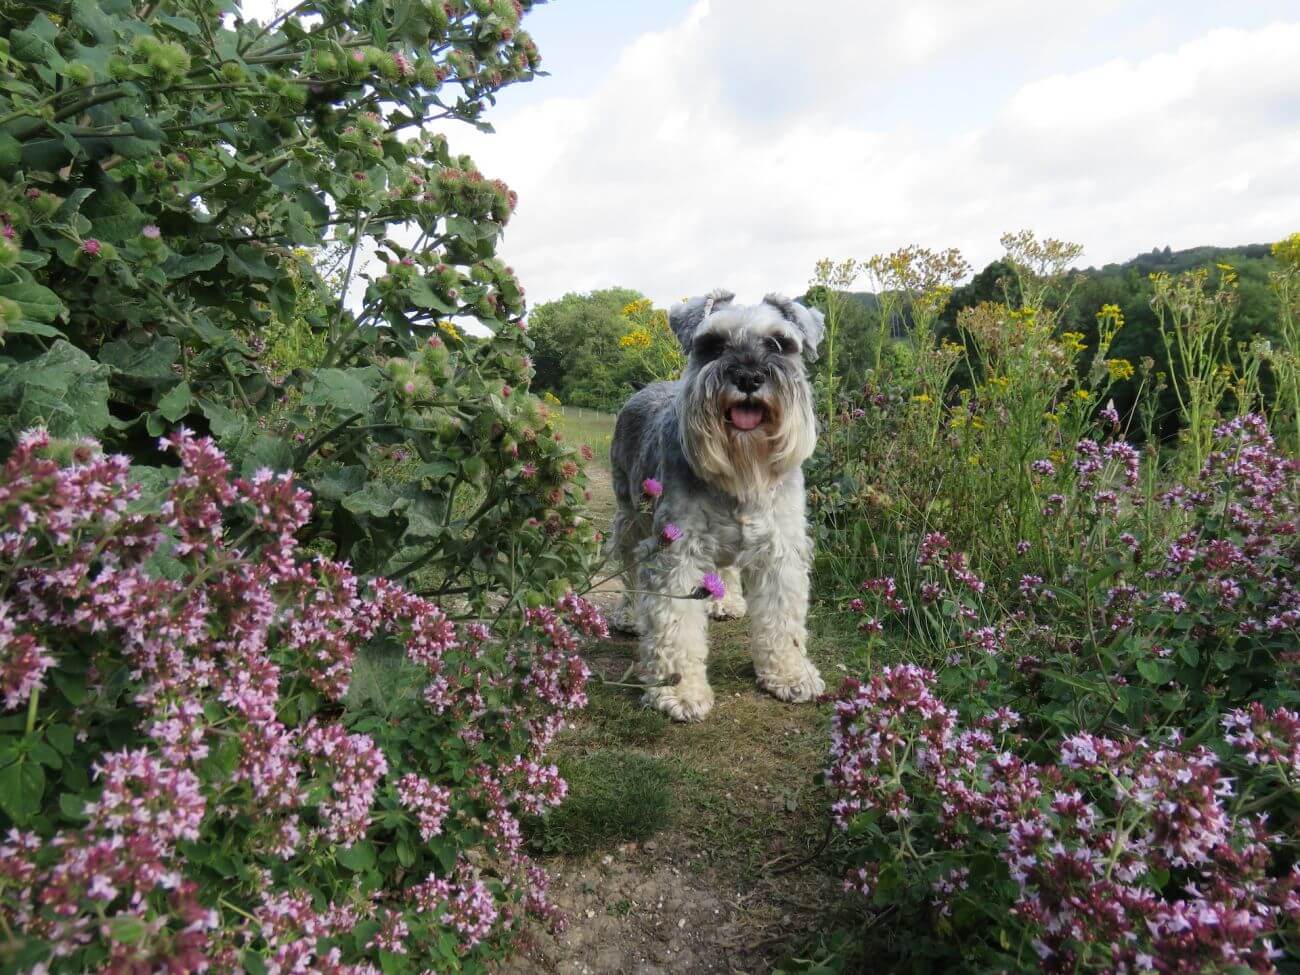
[609,289,826,721]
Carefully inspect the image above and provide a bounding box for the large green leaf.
[0,753,45,825]
[302,368,380,415]
[164,244,225,279]
[100,336,181,384]
[0,279,66,323]
[0,341,111,439]
[342,481,399,518]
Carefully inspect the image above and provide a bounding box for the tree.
[0,0,594,608]
[526,287,646,409]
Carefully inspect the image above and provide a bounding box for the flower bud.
[0,295,22,329]
[66,62,94,86]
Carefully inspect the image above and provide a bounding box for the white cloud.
[444,3,1300,309]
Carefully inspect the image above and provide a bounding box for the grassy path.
[499,411,849,974]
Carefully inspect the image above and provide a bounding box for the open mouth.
[726,401,767,432]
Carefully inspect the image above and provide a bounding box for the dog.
[608,289,826,721]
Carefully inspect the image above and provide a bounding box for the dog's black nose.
[731,368,763,393]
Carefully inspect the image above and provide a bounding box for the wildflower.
[81,238,102,256]
[661,523,683,544]
[141,224,161,240]
[642,477,663,498]
[697,573,726,600]
[0,614,56,711]
[1106,358,1135,381]
[396,773,452,841]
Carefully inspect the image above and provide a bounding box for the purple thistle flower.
[661,523,683,543]
[697,572,726,601]
[81,238,101,256]
[142,224,161,240]
[642,477,663,498]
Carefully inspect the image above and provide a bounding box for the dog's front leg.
[745,540,825,704]
[635,545,714,722]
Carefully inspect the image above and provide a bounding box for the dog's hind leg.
[634,538,714,721]
[745,532,825,704]
[607,506,642,635]
[707,565,747,621]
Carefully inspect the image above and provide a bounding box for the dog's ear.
[668,288,735,351]
[763,294,826,362]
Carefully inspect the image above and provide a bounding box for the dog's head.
[669,290,821,497]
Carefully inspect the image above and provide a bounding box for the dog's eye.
[693,334,725,361]
[766,335,793,355]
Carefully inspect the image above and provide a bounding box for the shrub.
[806,234,1300,609]
[819,412,1300,971]
[797,234,1300,972]
[0,429,605,973]
[0,0,594,607]
[816,412,1300,971]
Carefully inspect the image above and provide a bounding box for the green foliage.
[526,288,682,410]
[806,231,1299,611]
[0,0,594,610]
[799,234,1300,972]
[0,429,598,973]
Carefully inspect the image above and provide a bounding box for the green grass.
[555,406,616,466]
[534,749,674,854]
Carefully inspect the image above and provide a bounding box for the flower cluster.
[830,666,1299,973]
[0,430,598,971]
[826,415,1300,971]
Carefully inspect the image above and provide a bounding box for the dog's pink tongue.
[729,405,764,431]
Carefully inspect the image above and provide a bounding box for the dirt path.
[500,440,848,974]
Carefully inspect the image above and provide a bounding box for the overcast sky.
[442,0,1300,309]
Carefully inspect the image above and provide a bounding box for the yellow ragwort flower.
[619,328,653,349]
[1098,303,1125,328]
[1106,358,1135,382]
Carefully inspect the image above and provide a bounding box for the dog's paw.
[757,657,825,703]
[607,602,641,636]
[644,679,715,722]
[708,592,747,621]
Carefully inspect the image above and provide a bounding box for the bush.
[798,233,1300,972]
[823,414,1299,971]
[0,429,606,973]
[0,0,594,607]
